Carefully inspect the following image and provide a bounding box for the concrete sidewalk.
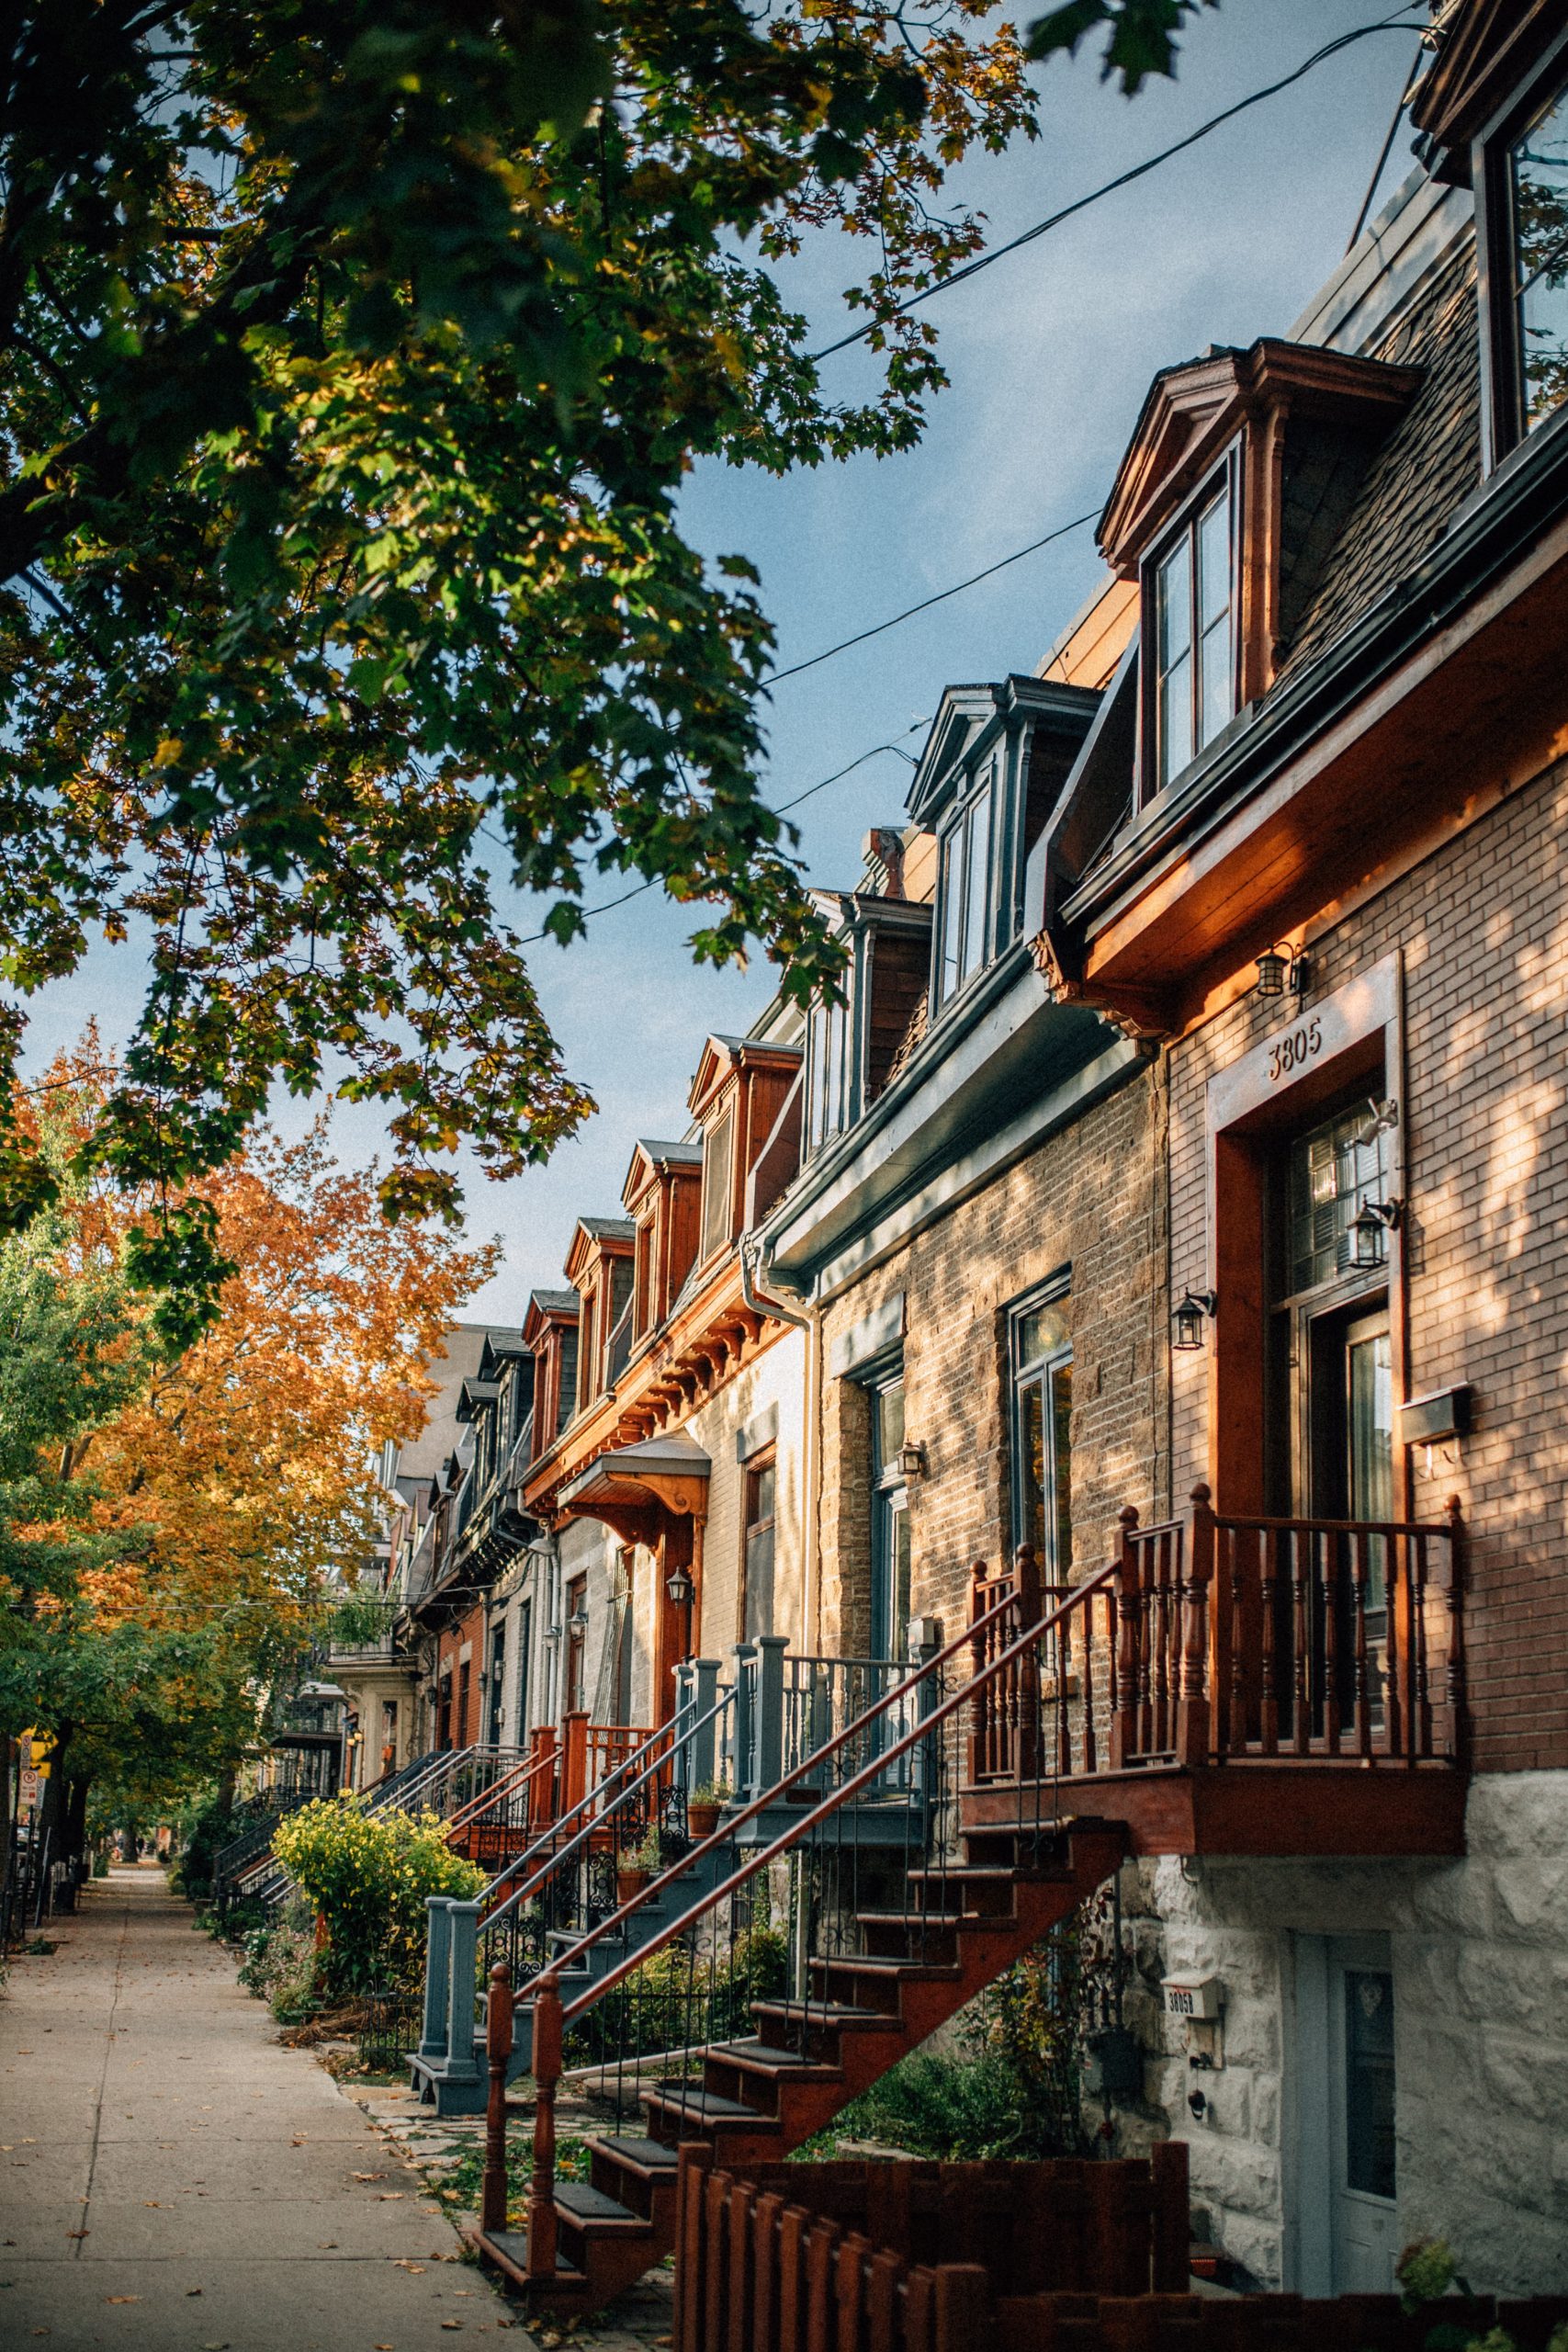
[0,1867,525,2350]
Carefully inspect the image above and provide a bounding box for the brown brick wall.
[818,1064,1168,1656]
[1167,752,1568,1773]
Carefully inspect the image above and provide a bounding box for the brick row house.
[352,1,1568,2312]
[746,2,1568,2295]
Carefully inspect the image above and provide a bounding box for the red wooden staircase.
[470,1566,1128,2316]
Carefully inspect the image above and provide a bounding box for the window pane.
[1051,1361,1073,1577]
[1512,83,1568,434]
[1018,1375,1047,1564]
[1157,537,1192,668]
[1158,652,1192,789]
[745,1521,775,1642]
[1348,1332,1394,1530]
[702,1109,734,1259]
[874,1378,905,1470]
[1017,1300,1069,1369]
[1196,492,1231,630]
[1344,1969,1396,2199]
[961,786,991,981]
[937,827,963,1004]
[750,1462,775,1529]
[1198,613,1233,752]
[1287,1102,1388,1295]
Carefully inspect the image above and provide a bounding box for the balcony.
[964,1484,1466,1857]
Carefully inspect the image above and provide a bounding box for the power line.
[811,15,1427,363]
[516,720,931,945]
[767,507,1098,684]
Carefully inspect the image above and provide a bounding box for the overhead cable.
[810,15,1427,363]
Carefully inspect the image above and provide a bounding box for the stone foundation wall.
[1134,1770,1568,2296]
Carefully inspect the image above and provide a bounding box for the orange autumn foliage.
[21,1035,502,1639]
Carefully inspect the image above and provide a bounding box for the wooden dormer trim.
[562,1216,635,1419]
[622,1137,703,1342]
[1411,0,1568,182]
[685,1035,803,1272]
[1101,340,1422,715]
[521,1288,580,1463]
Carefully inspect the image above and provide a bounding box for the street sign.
[18,1767,40,1809]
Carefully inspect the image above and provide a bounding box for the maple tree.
[0,1035,500,1847]
[0,0,1201,1317]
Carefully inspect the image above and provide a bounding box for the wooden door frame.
[1204,955,1408,1519]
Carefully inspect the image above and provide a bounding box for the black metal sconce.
[1253,945,1289,997]
[897,1439,929,1480]
[664,1563,694,1610]
[1255,944,1312,999]
[1340,1199,1402,1272]
[566,1605,590,1636]
[1172,1289,1218,1351]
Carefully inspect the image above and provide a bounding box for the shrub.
[272,1801,484,2001]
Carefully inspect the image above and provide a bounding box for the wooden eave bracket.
[1027,926,1171,1046]
[1098,342,1424,578]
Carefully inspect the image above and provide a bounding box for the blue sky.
[27,0,1427,1322]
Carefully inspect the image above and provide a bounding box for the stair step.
[478,2230,586,2290]
[595,2135,680,2176]
[706,2039,842,2080]
[853,1909,977,1931]
[808,1953,959,1978]
[751,1999,890,2031]
[643,2086,781,2130]
[554,2183,648,2233]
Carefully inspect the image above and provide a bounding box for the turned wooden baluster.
[1321,1528,1342,1757]
[1234,1524,1257,1756]
[480,1962,513,2236]
[1350,1530,1372,1759]
[1111,1507,1141,1770]
[1078,1587,1099,1778]
[967,1561,992,1780]
[1013,1544,1043,1781]
[1149,1532,1170,1755]
[1176,1485,1213,1770]
[1290,1529,1312,1755]
[1411,1531,1432,1758]
[526,1979,562,2279]
[1441,1498,1466,1763]
[1254,1527,1277,1755]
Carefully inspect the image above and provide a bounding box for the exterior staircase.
[481,1810,1124,2314]
[468,1557,1131,2316]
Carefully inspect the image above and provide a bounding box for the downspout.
[739,1233,823,1656]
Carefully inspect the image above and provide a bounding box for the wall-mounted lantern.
[897,1439,929,1481]
[1171,1289,1218,1351]
[1340,1198,1402,1272]
[1253,945,1290,997]
[542,1622,562,1646]
[566,1604,590,1636]
[1255,944,1311,999]
[664,1564,694,1610]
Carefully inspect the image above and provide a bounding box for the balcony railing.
[968,1485,1464,1787]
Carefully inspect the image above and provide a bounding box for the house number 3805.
[1267,1016,1322,1082]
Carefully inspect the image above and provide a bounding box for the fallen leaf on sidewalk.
[105,2295,140,2304]
[353,2172,385,2182]
[378,2191,405,2200]
[394,2260,425,2274]
[66,2229,89,2240]
[186,2286,202,2295]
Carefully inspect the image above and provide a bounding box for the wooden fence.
[672,2143,1568,2352]
[672,2143,1190,2352]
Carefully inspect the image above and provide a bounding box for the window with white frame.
[1148,471,1235,796]
[933,771,992,1012]
[804,992,851,1158]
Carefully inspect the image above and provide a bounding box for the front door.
[1294,1932,1399,2292]
[1328,1939,1399,2290]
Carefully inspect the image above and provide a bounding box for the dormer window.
[1149,469,1235,795]
[1411,6,1568,466]
[1505,76,1568,439]
[933,770,993,1011]
[699,1105,734,1264]
[805,994,851,1156]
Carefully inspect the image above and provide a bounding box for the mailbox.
[1161,1973,1224,2020]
